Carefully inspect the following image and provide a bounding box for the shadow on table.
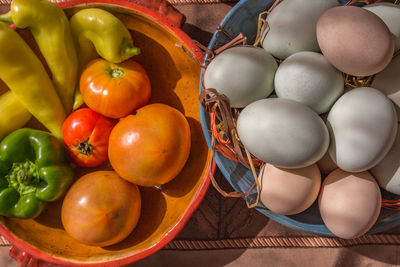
[130,170,271,266]
[345,245,400,266]
[182,23,213,47]
[345,224,400,265]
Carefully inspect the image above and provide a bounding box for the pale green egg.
[327,87,397,172]
[237,98,329,168]
[261,0,338,59]
[275,51,344,114]
[203,46,277,108]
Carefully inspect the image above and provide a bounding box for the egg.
[327,87,397,172]
[203,46,277,108]
[261,0,338,59]
[372,54,400,121]
[259,164,321,215]
[237,98,329,168]
[316,6,394,76]
[319,169,381,239]
[371,124,400,195]
[364,3,400,52]
[274,51,344,114]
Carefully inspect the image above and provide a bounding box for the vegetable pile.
[0,0,191,247]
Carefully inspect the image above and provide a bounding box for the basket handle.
[0,0,186,29]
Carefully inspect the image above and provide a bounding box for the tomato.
[108,103,191,187]
[62,108,117,167]
[61,171,141,247]
[80,58,151,119]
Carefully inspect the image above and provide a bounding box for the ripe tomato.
[80,58,151,119]
[62,108,117,167]
[61,171,141,247]
[108,103,191,187]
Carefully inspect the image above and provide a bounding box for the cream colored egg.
[262,0,338,59]
[237,98,329,168]
[327,87,397,172]
[259,164,321,215]
[317,6,394,76]
[319,169,381,239]
[372,54,400,121]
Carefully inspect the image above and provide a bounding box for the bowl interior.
[0,3,209,265]
[199,0,400,236]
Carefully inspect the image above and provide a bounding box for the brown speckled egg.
[319,169,381,239]
[259,164,321,215]
[316,6,394,76]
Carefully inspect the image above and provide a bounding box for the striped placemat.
[1,235,400,249]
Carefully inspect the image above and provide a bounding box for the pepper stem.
[125,46,141,56]
[110,68,124,78]
[6,161,40,196]
[0,12,13,23]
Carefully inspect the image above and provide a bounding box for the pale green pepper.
[0,0,79,114]
[0,91,31,141]
[0,21,66,140]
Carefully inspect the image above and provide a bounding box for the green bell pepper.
[0,128,74,219]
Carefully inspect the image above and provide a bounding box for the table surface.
[1,1,400,266]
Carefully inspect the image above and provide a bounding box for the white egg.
[237,98,329,168]
[261,0,339,59]
[203,46,277,108]
[327,87,397,172]
[275,51,344,114]
[371,124,400,195]
[364,3,400,52]
[372,54,400,121]
[319,169,381,239]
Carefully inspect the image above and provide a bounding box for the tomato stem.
[110,68,124,78]
[77,139,93,156]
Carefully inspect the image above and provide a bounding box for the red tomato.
[108,103,191,186]
[80,58,151,119]
[62,108,117,167]
[61,171,141,247]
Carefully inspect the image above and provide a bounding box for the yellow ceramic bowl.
[0,0,211,265]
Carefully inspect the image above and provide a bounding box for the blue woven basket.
[199,0,400,236]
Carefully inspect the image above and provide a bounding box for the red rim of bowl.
[0,0,211,265]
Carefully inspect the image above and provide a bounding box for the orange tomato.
[61,171,141,247]
[80,58,151,119]
[108,103,191,187]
